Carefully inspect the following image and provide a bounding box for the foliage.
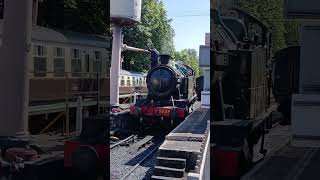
[64,0,109,35]
[174,49,201,77]
[239,0,287,53]
[121,0,175,72]
[238,0,302,52]
[284,20,300,46]
[38,0,109,35]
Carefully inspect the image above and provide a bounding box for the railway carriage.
[119,69,147,103]
[0,20,111,104]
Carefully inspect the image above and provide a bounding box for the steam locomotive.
[130,54,198,128]
[211,7,275,178]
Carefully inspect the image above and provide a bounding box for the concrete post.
[110,26,122,107]
[0,0,32,136]
[32,0,38,25]
[76,96,83,134]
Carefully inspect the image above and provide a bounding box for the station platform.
[242,124,320,180]
[165,107,209,142]
[152,107,210,179]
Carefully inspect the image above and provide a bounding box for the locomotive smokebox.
[146,66,177,99]
[159,54,171,65]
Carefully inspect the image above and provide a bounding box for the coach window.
[93,51,102,73]
[84,54,90,73]
[121,76,125,86]
[53,47,65,77]
[71,49,81,77]
[139,78,142,86]
[33,45,47,77]
[127,76,131,86]
[132,77,136,86]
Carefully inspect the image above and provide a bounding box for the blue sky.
[162,0,210,54]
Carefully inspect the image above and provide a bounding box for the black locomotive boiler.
[130,54,198,128]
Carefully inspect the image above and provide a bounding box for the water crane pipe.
[122,44,149,53]
[110,26,150,107]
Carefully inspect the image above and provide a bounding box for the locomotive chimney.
[159,54,171,65]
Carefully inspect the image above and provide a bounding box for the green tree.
[174,49,200,77]
[238,0,301,52]
[284,20,300,46]
[121,0,175,72]
[239,0,286,52]
[37,0,109,35]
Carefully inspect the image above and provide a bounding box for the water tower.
[110,0,147,107]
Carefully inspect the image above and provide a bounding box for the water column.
[110,26,122,107]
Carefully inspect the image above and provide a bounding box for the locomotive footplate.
[212,104,278,178]
[130,98,190,119]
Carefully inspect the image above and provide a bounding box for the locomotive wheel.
[71,145,99,180]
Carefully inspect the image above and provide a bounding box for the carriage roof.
[0,20,111,49]
[120,69,146,77]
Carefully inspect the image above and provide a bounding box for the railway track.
[110,133,164,180]
[119,143,161,180]
[110,135,136,149]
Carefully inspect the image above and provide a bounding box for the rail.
[110,135,135,149]
[120,143,161,180]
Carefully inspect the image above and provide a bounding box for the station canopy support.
[0,0,32,136]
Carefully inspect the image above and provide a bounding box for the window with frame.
[33,45,47,77]
[127,76,131,86]
[93,60,102,73]
[84,54,90,73]
[93,51,102,73]
[120,76,125,86]
[139,77,142,86]
[132,77,136,86]
[71,49,81,77]
[53,47,65,77]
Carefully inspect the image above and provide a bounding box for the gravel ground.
[125,152,157,180]
[110,142,159,180]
